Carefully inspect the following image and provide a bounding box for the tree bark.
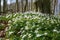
[16,0,19,12]
[21,0,23,12]
[0,0,1,14]
[34,1,38,12]
[24,0,28,12]
[31,0,33,11]
[3,0,7,14]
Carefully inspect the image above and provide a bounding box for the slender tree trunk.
[16,0,19,12]
[49,0,51,15]
[35,1,38,12]
[24,0,28,12]
[26,0,28,11]
[54,0,57,14]
[24,4,26,12]
[41,0,44,13]
[3,0,7,14]
[0,0,1,14]
[21,0,23,12]
[31,0,33,11]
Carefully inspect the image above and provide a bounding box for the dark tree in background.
[34,0,51,14]
[0,0,1,14]
[43,0,51,14]
[3,0,7,13]
[34,0,38,12]
[21,0,23,12]
[24,0,28,12]
[16,0,19,12]
[31,0,33,11]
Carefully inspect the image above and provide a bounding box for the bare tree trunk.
[31,0,33,11]
[54,0,58,14]
[21,0,23,12]
[34,1,38,12]
[24,0,28,12]
[41,0,44,13]
[0,0,1,14]
[26,0,28,11]
[3,0,7,14]
[16,0,19,12]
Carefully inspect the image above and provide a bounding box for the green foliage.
[1,13,60,40]
[0,24,4,30]
[0,16,6,30]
